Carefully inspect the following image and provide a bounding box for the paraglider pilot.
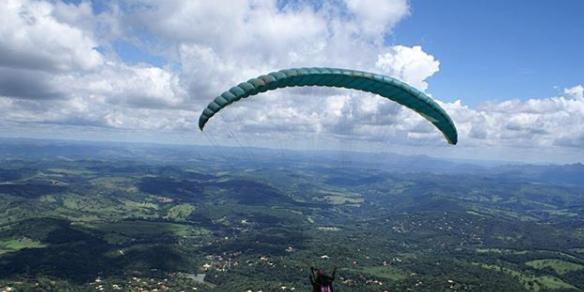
[310,266,336,292]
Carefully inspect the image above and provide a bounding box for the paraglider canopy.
[198,67,458,145]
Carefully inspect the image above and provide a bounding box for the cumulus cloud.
[376,46,440,91]
[0,0,186,126]
[564,85,583,99]
[0,0,103,72]
[441,90,584,148]
[0,68,65,99]
[69,62,188,109]
[344,0,409,39]
[125,1,415,96]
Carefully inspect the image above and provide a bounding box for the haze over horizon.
[0,0,583,163]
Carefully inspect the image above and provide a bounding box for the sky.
[0,0,582,163]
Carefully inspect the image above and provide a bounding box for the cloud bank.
[0,0,582,162]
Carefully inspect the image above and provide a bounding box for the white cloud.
[564,85,583,99]
[0,0,103,72]
[70,62,187,109]
[376,45,440,91]
[442,89,584,148]
[0,0,186,126]
[344,0,409,39]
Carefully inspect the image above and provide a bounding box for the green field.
[0,238,46,255]
[526,259,584,275]
[80,221,209,238]
[348,266,408,281]
[477,263,576,291]
[165,204,195,220]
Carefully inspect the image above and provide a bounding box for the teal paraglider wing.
[198,67,458,145]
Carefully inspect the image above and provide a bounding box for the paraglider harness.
[310,267,336,292]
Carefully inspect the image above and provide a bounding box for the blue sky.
[393,0,584,105]
[0,0,582,163]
